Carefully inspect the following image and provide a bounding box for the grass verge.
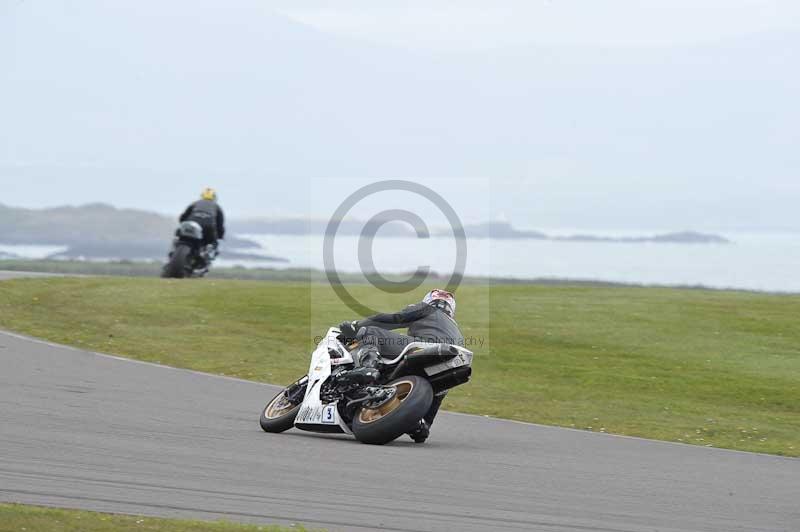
[0,503,308,532]
[0,276,798,456]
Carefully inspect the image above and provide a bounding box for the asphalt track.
[1,273,798,531]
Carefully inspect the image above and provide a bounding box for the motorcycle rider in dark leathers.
[337,289,463,442]
[179,187,226,251]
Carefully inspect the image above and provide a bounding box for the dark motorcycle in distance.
[161,221,218,278]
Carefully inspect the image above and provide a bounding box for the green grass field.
[1,277,798,456]
[0,504,308,532]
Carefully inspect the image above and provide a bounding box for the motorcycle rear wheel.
[162,244,193,278]
[352,376,433,445]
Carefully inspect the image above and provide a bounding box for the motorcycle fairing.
[294,328,352,434]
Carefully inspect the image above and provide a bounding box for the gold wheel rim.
[265,392,296,419]
[357,380,414,424]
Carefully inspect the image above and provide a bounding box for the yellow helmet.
[201,187,217,201]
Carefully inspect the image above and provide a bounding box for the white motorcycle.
[259,326,473,445]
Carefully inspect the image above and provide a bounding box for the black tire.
[351,376,433,445]
[162,244,192,278]
[259,388,302,433]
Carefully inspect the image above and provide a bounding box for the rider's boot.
[408,392,447,442]
[424,392,446,425]
[335,366,380,386]
[334,345,382,386]
[409,419,430,443]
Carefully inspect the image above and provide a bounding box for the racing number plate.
[448,353,467,369]
[296,404,337,425]
[322,404,336,424]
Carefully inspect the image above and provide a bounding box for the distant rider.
[337,289,464,442]
[179,187,226,250]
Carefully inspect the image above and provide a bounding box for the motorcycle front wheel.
[352,376,433,445]
[260,386,303,433]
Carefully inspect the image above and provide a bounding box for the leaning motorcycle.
[259,326,473,445]
[161,221,217,278]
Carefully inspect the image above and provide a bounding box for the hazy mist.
[1,0,798,231]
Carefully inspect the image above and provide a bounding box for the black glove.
[338,320,359,342]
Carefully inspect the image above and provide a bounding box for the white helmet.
[423,289,456,318]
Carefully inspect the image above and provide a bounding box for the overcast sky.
[1,0,798,231]
[274,0,800,49]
